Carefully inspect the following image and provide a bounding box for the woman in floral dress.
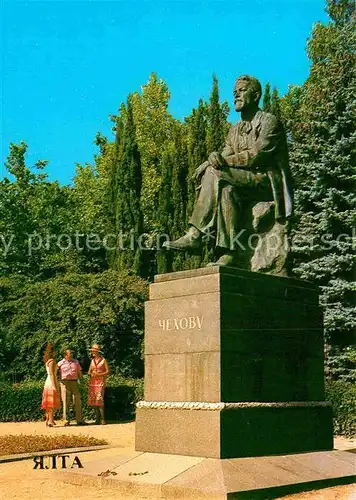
[41,344,61,426]
[88,344,109,424]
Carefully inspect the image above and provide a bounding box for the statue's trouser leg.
[190,165,271,250]
[189,166,219,235]
[217,184,241,249]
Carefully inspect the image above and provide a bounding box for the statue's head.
[234,75,262,112]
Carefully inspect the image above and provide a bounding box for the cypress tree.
[262,82,272,113]
[204,76,230,265]
[114,96,144,276]
[186,99,208,221]
[156,144,174,274]
[271,87,282,122]
[171,123,189,271]
[206,75,228,153]
[185,100,209,269]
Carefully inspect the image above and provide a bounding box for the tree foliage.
[0,271,147,378]
[285,0,356,378]
[262,82,271,113]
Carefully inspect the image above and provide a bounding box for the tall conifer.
[185,101,209,269]
[262,82,272,112]
[114,96,144,276]
[271,87,282,122]
[206,75,228,153]
[156,144,173,274]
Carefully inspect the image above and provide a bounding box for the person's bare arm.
[57,360,62,381]
[99,360,109,378]
[48,360,57,389]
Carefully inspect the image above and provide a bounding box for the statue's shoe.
[162,233,201,252]
[206,253,237,267]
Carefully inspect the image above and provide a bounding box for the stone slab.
[145,291,219,355]
[144,350,325,403]
[221,294,322,331]
[110,452,204,484]
[135,405,333,459]
[220,329,324,357]
[145,297,322,356]
[66,451,142,476]
[145,276,324,403]
[221,350,325,402]
[144,352,220,402]
[59,450,356,499]
[136,407,221,457]
[150,274,319,306]
[220,404,333,459]
[154,266,316,290]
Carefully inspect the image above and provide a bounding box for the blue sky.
[2,0,329,185]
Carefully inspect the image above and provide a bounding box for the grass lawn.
[0,434,108,455]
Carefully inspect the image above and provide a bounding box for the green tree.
[170,124,190,271]
[288,0,356,379]
[271,87,282,122]
[279,84,304,151]
[206,75,230,153]
[262,82,272,113]
[0,271,148,379]
[156,144,174,274]
[131,73,175,231]
[186,99,209,220]
[185,100,209,269]
[113,96,145,275]
[0,142,76,278]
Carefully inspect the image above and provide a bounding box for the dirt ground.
[0,421,355,500]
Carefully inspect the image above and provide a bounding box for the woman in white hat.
[87,343,109,424]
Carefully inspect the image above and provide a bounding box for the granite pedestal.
[60,267,355,498]
[136,266,333,458]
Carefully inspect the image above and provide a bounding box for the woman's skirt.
[88,377,105,407]
[41,382,61,410]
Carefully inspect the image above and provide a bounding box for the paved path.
[0,421,354,499]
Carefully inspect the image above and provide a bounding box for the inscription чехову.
[158,316,203,331]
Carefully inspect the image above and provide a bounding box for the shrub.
[0,270,148,379]
[0,376,143,422]
[0,380,43,421]
[325,379,356,437]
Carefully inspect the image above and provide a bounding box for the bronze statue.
[163,75,293,271]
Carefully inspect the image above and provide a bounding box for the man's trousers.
[60,380,82,423]
[189,165,272,250]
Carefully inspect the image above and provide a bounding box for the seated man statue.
[163,74,293,267]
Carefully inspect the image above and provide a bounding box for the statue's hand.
[193,161,209,182]
[208,152,225,169]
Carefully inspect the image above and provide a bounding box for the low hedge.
[1,377,354,437]
[325,379,356,437]
[0,375,143,422]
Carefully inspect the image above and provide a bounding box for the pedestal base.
[138,266,334,459]
[60,449,356,499]
[135,401,333,458]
